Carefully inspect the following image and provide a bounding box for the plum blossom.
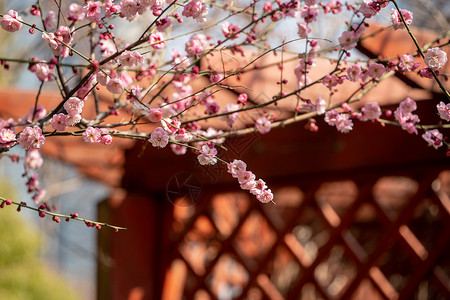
[316,97,327,115]
[66,114,82,126]
[17,126,46,149]
[367,62,385,79]
[25,149,43,169]
[34,63,53,82]
[44,10,57,30]
[1,10,23,33]
[322,74,339,89]
[149,127,169,148]
[359,0,380,18]
[0,128,16,147]
[257,189,274,203]
[238,171,256,190]
[391,9,413,30]
[358,102,381,121]
[107,78,124,94]
[222,22,240,39]
[221,103,240,127]
[170,144,187,155]
[398,54,419,71]
[197,145,218,166]
[301,5,319,23]
[436,101,450,121]
[324,109,339,126]
[156,17,172,31]
[120,0,139,21]
[82,127,101,143]
[297,22,311,38]
[119,50,144,67]
[255,117,271,134]
[227,159,247,178]
[185,34,208,57]
[51,113,67,131]
[64,97,84,116]
[149,32,165,49]
[422,130,443,149]
[68,3,85,22]
[394,98,420,135]
[335,114,353,133]
[182,1,208,22]
[347,64,362,82]
[84,1,102,23]
[338,31,357,51]
[148,108,163,122]
[424,47,447,71]
[250,179,267,196]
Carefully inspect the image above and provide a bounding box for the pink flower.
[316,97,327,115]
[221,103,240,127]
[18,126,46,150]
[391,9,413,30]
[338,31,357,51]
[82,126,101,143]
[263,2,273,12]
[347,64,362,82]
[205,101,220,115]
[358,102,381,121]
[422,129,443,149]
[156,17,172,31]
[222,22,240,39]
[436,101,450,122]
[170,144,187,155]
[44,10,57,30]
[66,114,82,126]
[359,0,379,18]
[1,10,23,33]
[399,97,417,113]
[238,171,256,190]
[227,159,247,178]
[398,54,418,71]
[197,144,218,165]
[149,127,169,148]
[185,34,208,57]
[25,149,43,169]
[257,189,274,203]
[297,22,311,38]
[68,3,85,22]
[250,179,267,196]
[119,50,143,67]
[301,5,319,23]
[424,47,447,71]
[237,94,248,105]
[367,62,385,79]
[64,97,84,116]
[255,117,271,134]
[51,113,67,131]
[182,1,208,22]
[324,109,339,126]
[148,108,163,122]
[395,98,420,135]
[322,74,338,89]
[34,63,52,82]
[120,0,139,21]
[101,135,113,145]
[149,32,165,49]
[0,128,16,147]
[335,114,353,133]
[84,1,102,23]
[107,78,124,94]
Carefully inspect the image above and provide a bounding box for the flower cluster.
[227,160,274,203]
